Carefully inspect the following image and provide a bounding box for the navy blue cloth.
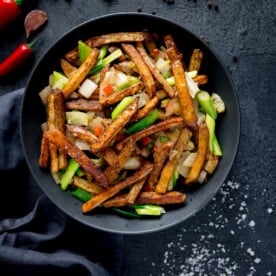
[0,89,123,276]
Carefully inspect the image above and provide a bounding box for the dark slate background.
[0,0,275,275]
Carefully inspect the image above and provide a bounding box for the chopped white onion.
[185,72,199,98]
[38,85,52,105]
[123,157,141,170]
[183,152,197,167]
[74,139,91,151]
[79,79,98,98]
[197,170,208,184]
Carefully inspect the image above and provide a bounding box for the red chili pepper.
[0,40,35,77]
[0,0,23,30]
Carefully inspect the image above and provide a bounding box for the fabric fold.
[0,89,123,276]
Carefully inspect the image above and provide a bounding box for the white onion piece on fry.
[123,157,141,170]
[137,92,149,108]
[74,139,91,151]
[183,152,197,167]
[38,85,52,105]
[197,170,208,184]
[177,165,191,178]
[78,79,98,98]
[185,72,199,98]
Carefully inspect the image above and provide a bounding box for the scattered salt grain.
[267,208,273,214]
[248,220,255,227]
[254,257,261,264]
[247,248,255,256]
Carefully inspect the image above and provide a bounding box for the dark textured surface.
[0,0,275,275]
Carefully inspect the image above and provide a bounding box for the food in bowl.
[37,30,225,218]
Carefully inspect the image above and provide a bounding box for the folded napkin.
[0,89,123,276]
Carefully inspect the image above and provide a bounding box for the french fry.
[45,129,109,188]
[82,161,153,213]
[72,176,103,194]
[101,148,119,168]
[156,128,192,194]
[65,32,146,63]
[104,139,136,182]
[47,93,59,173]
[194,75,208,85]
[127,177,147,204]
[60,58,77,78]
[116,117,184,151]
[91,99,138,152]
[136,42,175,98]
[103,191,186,207]
[185,123,209,185]
[131,95,159,121]
[164,35,197,129]
[144,141,173,191]
[63,48,100,99]
[38,134,49,168]
[100,81,144,105]
[54,90,68,170]
[188,48,203,72]
[122,43,156,98]
[65,99,103,111]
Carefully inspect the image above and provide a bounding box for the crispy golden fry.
[66,124,119,167]
[144,141,173,191]
[72,176,103,194]
[188,48,203,72]
[46,93,59,173]
[127,177,147,204]
[45,129,109,188]
[204,155,218,174]
[63,48,100,99]
[131,95,159,121]
[39,134,49,168]
[65,99,103,111]
[82,161,153,213]
[122,43,156,98]
[65,32,146,63]
[101,81,144,105]
[194,75,208,85]
[144,32,157,54]
[60,58,77,78]
[156,128,192,194]
[156,89,168,100]
[54,90,68,170]
[136,42,175,98]
[103,191,186,207]
[116,117,184,151]
[185,123,209,185]
[164,35,197,129]
[104,139,136,182]
[101,148,119,168]
[91,99,138,152]
[66,124,98,144]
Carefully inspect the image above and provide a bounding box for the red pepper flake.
[93,126,103,137]
[140,136,152,146]
[150,48,159,58]
[103,84,114,95]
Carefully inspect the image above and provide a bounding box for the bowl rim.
[20,12,241,235]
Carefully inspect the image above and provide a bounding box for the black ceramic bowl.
[20,13,240,234]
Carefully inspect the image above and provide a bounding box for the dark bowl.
[20,12,240,235]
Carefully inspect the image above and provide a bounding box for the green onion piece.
[52,71,68,90]
[111,96,135,119]
[98,45,109,60]
[205,114,223,156]
[197,90,217,120]
[159,135,169,143]
[133,204,166,216]
[112,208,141,218]
[60,158,80,190]
[103,49,123,66]
[126,109,159,135]
[166,76,175,86]
[78,40,92,64]
[69,187,92,202]
[167,169,180,191]
[76,168,84,177]
[89,60,104,75]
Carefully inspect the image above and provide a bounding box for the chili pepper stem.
[27,38,38,49]
[15,0,23,6]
